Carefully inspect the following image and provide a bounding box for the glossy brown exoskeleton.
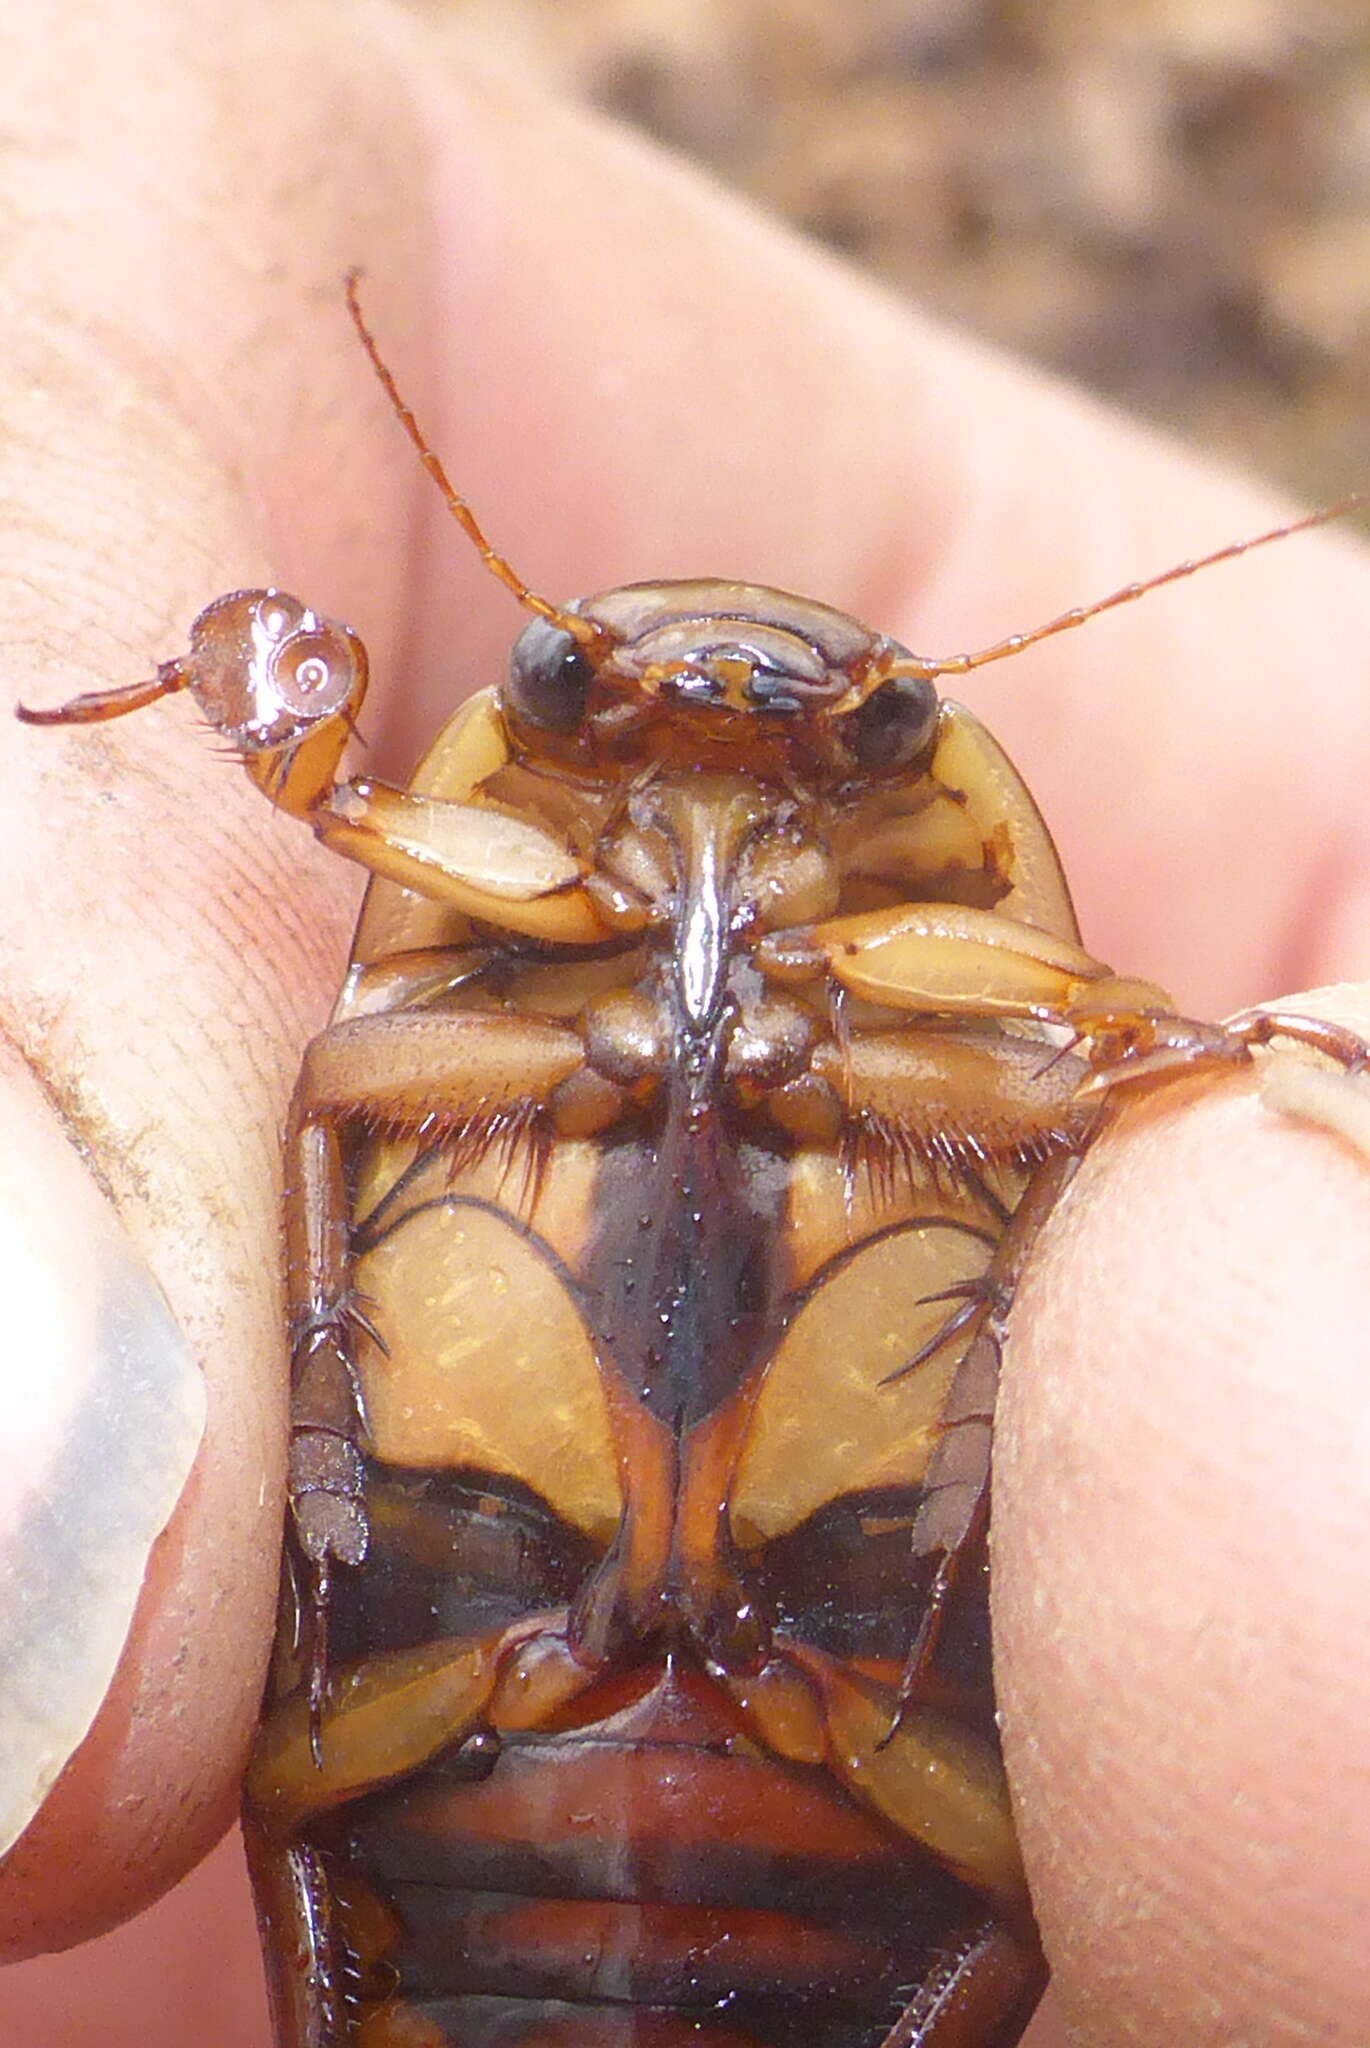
[20,288,1367,2048]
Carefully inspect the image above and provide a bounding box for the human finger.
[0,0,435,1955]
[996,993,1370,2045]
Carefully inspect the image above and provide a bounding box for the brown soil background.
[446,0,1370,506]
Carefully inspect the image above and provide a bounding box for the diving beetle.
[18,280,1367,2048]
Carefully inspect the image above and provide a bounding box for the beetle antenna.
[344,271,601,648]
[892,495,1367,679]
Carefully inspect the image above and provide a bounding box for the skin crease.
[1,3,1369,2044]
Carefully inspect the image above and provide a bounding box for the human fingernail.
[0,1074,205,1854]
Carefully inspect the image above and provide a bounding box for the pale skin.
[2,4,1369,2044]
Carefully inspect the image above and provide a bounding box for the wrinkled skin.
[2,1,1370,2043]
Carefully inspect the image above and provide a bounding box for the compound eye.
[842,673,939,772]
[506,617,596,733]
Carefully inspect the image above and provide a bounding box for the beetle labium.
[18,279,1368,2048]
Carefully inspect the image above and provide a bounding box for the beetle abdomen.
[252,1000,1051,2044]
[340,1675,994,2047]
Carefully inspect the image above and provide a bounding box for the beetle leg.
[305,1005,586,1113]
[919,1173,1060,1523]
[283,1007,589,1744]
[892,1150,1084,1722]
[798,1026,1097,1175]
[1075,1001,1370,1095]
[757,899,1174,1021]
[809,1657,1027,1901]
[883,1276,999,1385]
[286,1115,371,1760]
[243,1828,354,2048]
[310,775,648,943]
[251,1633,503,1834]
[876,1915,1047,2048]
[1228,1007,1370,1070]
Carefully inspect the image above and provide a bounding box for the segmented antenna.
[344,271,601,648]
[891,495,1367,680]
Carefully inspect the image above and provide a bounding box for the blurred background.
[5,3,1366,2044]
[451,0,1370,504]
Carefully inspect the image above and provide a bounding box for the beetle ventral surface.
[230,576,1120,2048]
[24,487,1363,2042]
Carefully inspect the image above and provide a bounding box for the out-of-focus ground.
[447,0,1370,504]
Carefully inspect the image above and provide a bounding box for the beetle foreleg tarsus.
[15,658,188,726]
[17,592,370,821]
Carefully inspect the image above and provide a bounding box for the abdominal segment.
[251,1070,1042,2047]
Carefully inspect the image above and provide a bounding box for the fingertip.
[994,1035,1370,2043]
[0,1829,267,2041]
[0,1057,223,1954]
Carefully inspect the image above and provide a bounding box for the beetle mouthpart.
[656,662,727,704]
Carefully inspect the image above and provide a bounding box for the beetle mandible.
[18,278,1368,2048]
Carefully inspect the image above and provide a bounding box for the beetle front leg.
[312,773,647,944]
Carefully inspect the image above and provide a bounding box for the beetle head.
[501,579,944,780]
